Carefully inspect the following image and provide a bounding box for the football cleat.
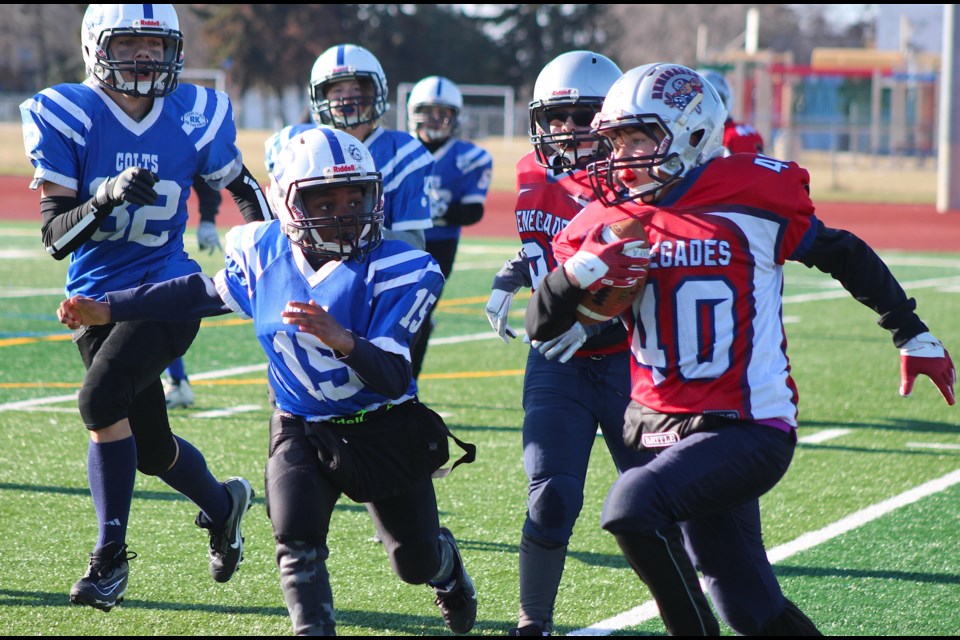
[509,623,551,636]
[197,477,254,583]
[70,542,137,612]
[164,378,194,409]
[431,527,477,634]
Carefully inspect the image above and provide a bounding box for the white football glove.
[485,287,518,344]
[530,321,588,363]
[197,220,222,254]
[899,331,956,405]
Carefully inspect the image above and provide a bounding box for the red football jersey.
[552,154,818,425]
[513,151,595,289]
[724,119,764,155]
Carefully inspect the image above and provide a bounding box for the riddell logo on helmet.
[134,19,162,27]
[551,89,575,97]
[332,164,357,174]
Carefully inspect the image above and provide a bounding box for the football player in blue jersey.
[57,126,479,636]
[19,4,269,612]
[406,76,493,379]
[264,43,434,252]
[483,51,656,636]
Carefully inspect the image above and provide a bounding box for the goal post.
[395,82,516,141]
[181,68,227,94]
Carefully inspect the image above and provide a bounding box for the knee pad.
[524,474,584,544]
[135,433,177,476]
[389,534,441,585]
[78,383,129,430]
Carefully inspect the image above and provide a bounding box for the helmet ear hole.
[690,129,705,147]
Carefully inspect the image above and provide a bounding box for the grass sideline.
[1,220,959,635]
[0,122,938,204]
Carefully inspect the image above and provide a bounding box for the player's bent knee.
[390,538,439,585]
[525,474,585,543]
[600,468,668,534]
[135,436,178,476]
[78,386,128,430]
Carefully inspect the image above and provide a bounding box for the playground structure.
[703,46,941,167]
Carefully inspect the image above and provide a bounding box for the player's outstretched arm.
[58,296,111,329]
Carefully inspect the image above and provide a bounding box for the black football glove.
[94,167,159,207]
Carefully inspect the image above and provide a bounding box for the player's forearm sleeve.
[524,267,583,342]
[796,223,928,346]
[340,337,412,398]
[106,273,232,322]
[226,165,272,223]
[40,195,116,260]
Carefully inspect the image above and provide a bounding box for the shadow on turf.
[0,589,524,635]
[0,483,367,513]
[801,417,959,435]
[773,565,960,585]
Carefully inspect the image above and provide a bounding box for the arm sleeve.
[795,222,928,347]
[225,165,272,223]
[524,266,583,341]
[442,202,484,227]
[40,195,116,261]
[105,272,232,322]
[193,175,223,223]
[339,335,413,398]
[492,249,533,291]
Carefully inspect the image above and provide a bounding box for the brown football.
[574,218,651,326]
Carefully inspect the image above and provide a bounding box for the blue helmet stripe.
[321,128,346,165]
[336,45,346,66]
[143,5,154,19]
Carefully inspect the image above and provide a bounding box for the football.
[575,218,651,326]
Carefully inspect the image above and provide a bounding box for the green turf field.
[1,220,958,636]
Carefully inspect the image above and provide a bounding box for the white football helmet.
[529,51,622,169]
[270,127,384,262]
[407,76,463,143]
[697,69,733,112]
[81,4,184,98]
[309,44,389,129]
[588,63,727,205]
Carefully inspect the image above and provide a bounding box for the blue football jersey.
[424,138,493,242]
[215,221,444,420]
[264,124,433,233]
[20,79,244,299]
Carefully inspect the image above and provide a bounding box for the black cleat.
[432,527,477,634]
[197,476,254,583]
[508,623,550,636]
[69,542,137,612]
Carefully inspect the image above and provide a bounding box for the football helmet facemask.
[407,76,463,143]
[588,63,727,205]
[309,44,389,129]
[270,127,384,263]
[529,51,622,169]
[81,4,184,98]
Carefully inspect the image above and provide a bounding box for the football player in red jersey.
[699,68,765,155]
[526,63,954,636]
[484,51,654,636]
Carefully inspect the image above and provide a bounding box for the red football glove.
[564,223,650,293]
[899,332,956,406]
